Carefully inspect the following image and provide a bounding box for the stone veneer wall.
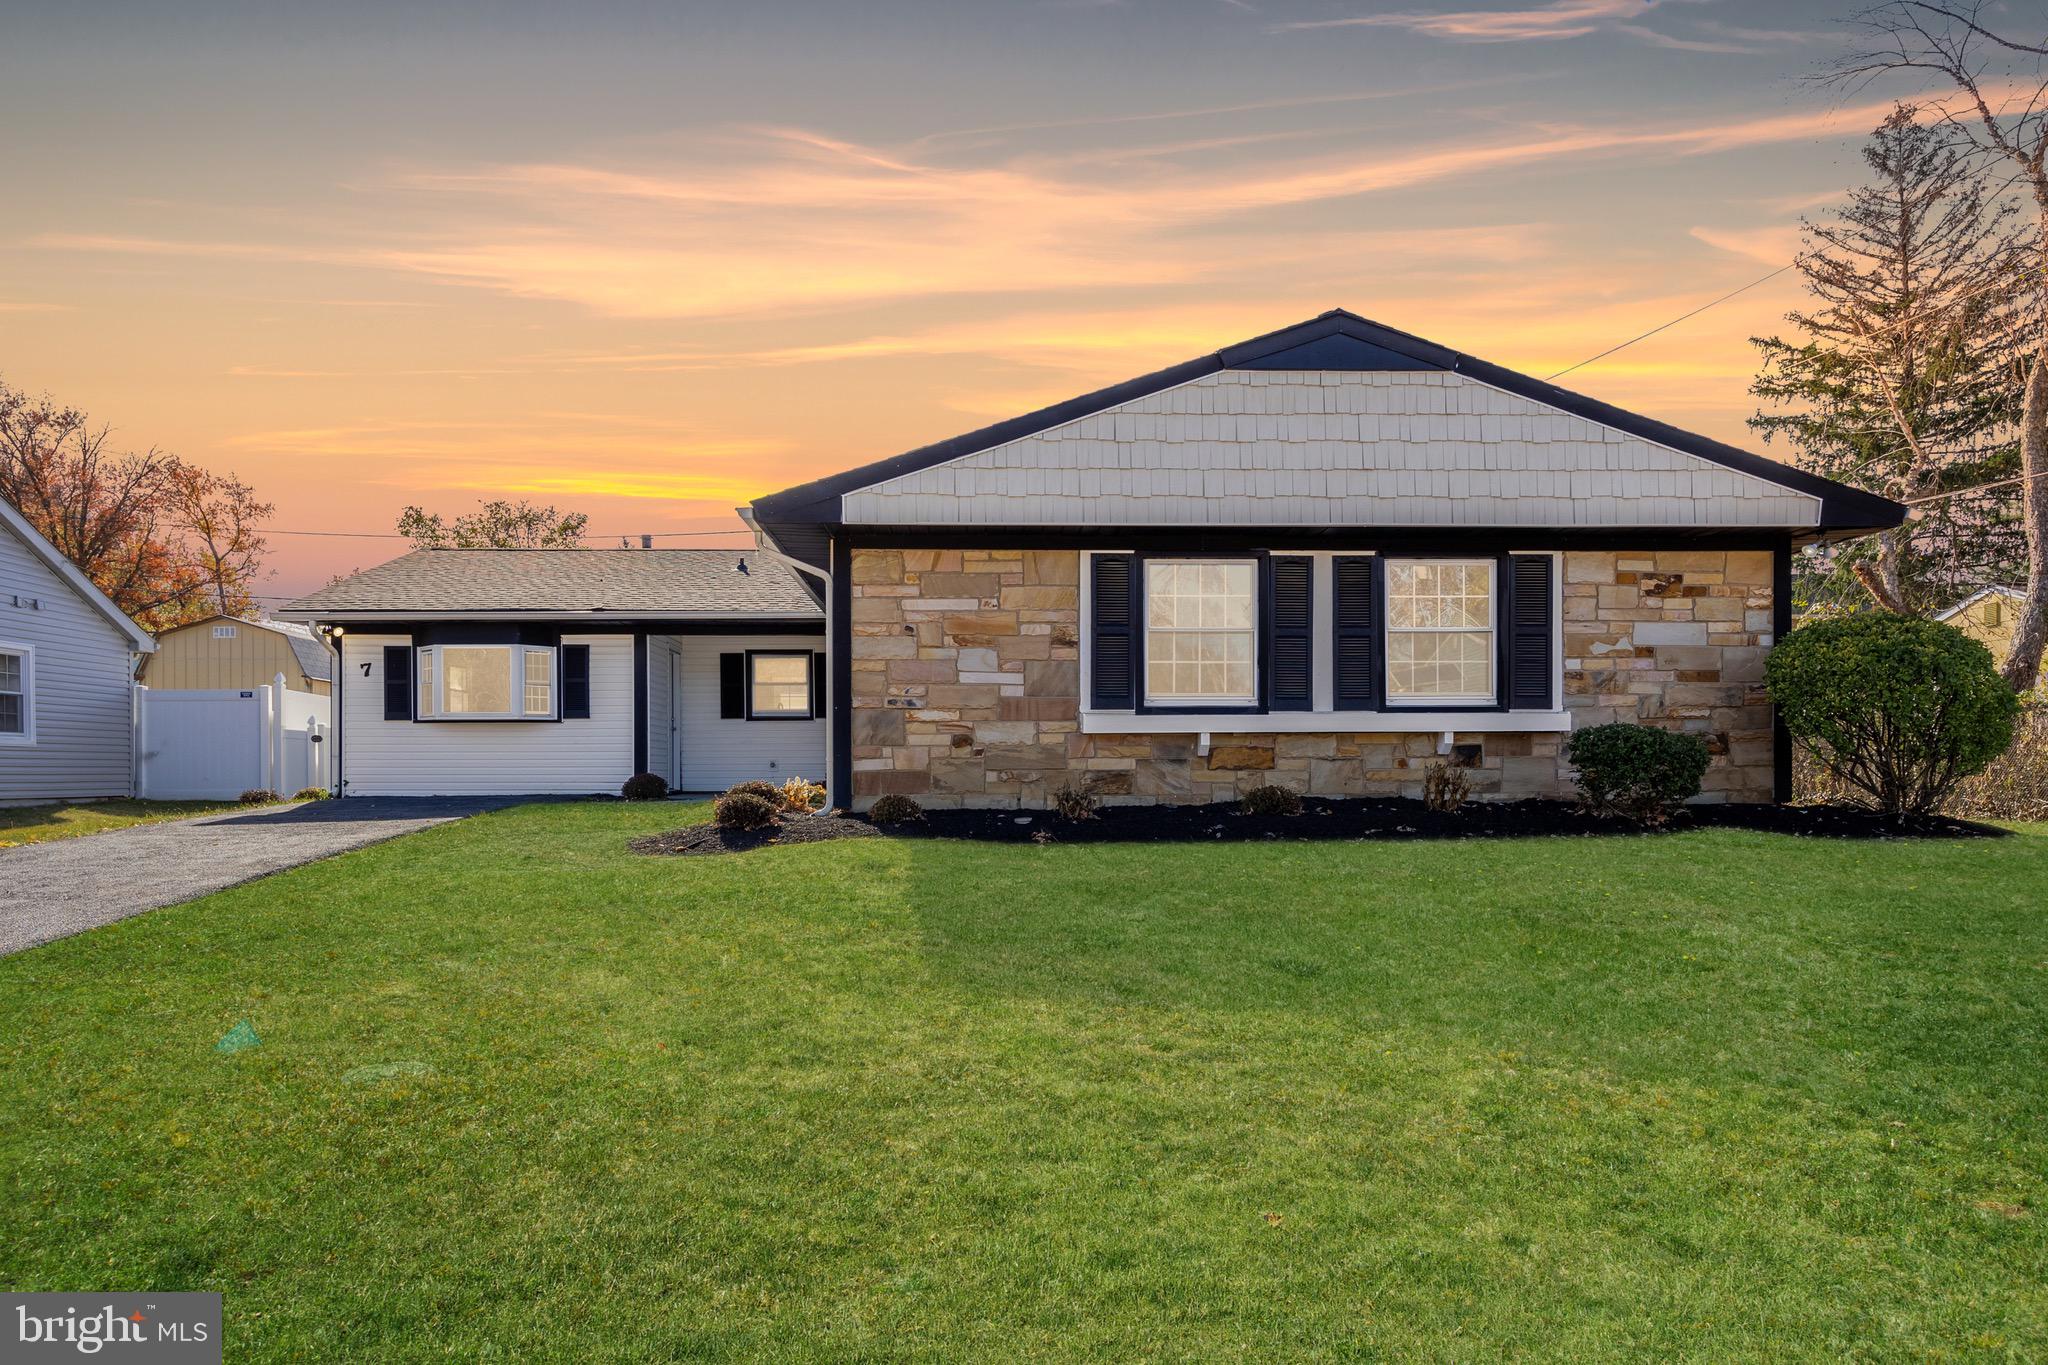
[848,548,1775,809]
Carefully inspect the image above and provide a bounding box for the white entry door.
[667,645,684,787]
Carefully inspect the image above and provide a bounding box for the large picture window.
[748,652,813,719]
[1386,559,1495,703]
[1144,559,1257,706]
[0,646,28,741]
[415,644,556,720]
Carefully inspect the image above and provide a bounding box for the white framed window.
[0,643,30,744]
[212,624,238,639]
[1144,559,1257,706]
[1386,559,1495,704]
[414,644,556,720]
[748,652,812,719]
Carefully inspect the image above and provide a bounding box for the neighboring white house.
[0,493,156,802]
[279,549,824,796]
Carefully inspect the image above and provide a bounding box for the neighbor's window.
[0,648,27,739]
[415,645,556,720]
[1386,559,1495,703]
[212,624,238,639]
[749,653,812,718]
[1144,559,1257,706]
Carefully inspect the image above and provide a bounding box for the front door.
[667,645,684,787]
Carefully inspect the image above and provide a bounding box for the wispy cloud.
[1273,0,1670,41]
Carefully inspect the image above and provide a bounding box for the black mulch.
[635,799,2001,855]
[631,814,881,857]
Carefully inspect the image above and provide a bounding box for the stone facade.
[847,548,1776,809]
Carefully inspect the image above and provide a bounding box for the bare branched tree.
[1825,1,2048,685]
[1752,103,2031,616]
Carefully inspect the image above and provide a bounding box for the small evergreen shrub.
[1050,783,1100,820]
[1240,783,1302,816]
[723,780,780,804]
[1568,723,1711,826]
[778,776,827,814]
[291,787,328,802]
[713,792,778,830]
[620,772,670,801]
[238,789,280,805]
[867,794,925,824]
[1422,761,1471,813]
[1766,614,2018,816]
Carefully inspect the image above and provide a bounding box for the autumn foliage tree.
[0,379,272,631]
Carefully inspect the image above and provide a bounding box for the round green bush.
[620,772,670,801]
[867,793,925,825]
[1239,783,1303,816]
[1567,723,1711,825]
[1766,613,2017,816]
[713,792,778,830]
[723,780,780,804]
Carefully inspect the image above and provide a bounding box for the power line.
[258,526,751,541]
[1546,264,1797,382]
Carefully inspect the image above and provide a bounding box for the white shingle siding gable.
[0,518,138,800]
[842,371,1821,528]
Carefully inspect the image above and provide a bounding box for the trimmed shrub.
[723,780,780,804]
[291,787,328,802]
[867,793,924,825]
[713,791,778,830]
[1050,783,1100,821]
[778,776,827,814]
[1423,761,1471,813]
[1766,614,2018,816]
[1568,723,1711,826]
[621,772,670,801]
[1240,783,1302,816]
[238,789,280,805]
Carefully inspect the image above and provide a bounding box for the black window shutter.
[382,645,412,721]
[719,652,745,719]
[1266,556,1313,711]
[810,651,826,718]
[1333,555,1381,710]
[1089,554,1138,709]
[561,645,592,719]
[1507,555,1555,711]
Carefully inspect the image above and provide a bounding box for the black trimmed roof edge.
[748,309,1906,533]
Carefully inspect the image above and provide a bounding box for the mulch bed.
[633,799,2001,856]
[630,814,880,857]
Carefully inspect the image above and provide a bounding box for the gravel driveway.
[0,797,523,956]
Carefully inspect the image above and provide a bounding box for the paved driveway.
[0,797,523,956]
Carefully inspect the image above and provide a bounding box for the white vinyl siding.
[661,633,825,793]
[842,370,1821,529]
[0,521,137,799]
[340,633,632,796]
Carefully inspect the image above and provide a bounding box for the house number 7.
[361,662,373,676]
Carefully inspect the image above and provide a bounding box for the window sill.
[1079,709,1572,735]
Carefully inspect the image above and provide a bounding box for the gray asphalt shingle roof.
[279,549,821,618]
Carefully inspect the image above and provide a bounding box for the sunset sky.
[0,0,1931,601]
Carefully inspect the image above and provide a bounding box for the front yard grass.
[3,802,2046,1360]
[0,799,244,848]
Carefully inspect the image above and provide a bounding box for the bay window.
[1144,559,1257,707]
[415,644,556,720]
[1385,559,1495,704]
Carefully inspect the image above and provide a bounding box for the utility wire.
[1545,264,1796,381]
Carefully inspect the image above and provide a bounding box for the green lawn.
[3,803,2046,1361]
[0,799,244,848]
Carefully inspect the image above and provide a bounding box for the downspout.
[738,506,841,806]
[322,623,347,797]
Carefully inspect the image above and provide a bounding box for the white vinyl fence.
[138,674,332,800]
